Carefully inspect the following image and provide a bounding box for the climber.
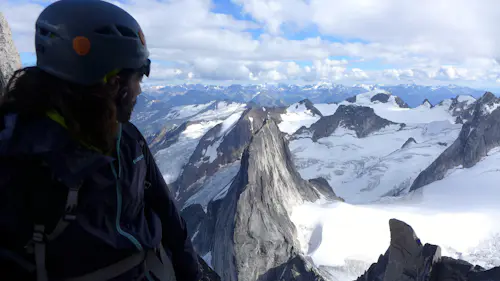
[0,0,201,280]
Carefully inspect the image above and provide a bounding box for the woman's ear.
[106,75,120,87]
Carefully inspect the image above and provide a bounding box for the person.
[0,0,202,280]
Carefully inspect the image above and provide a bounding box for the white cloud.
[3,0,500,87]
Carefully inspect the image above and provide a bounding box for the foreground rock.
[0,12,22,90]
[356,219,500,281]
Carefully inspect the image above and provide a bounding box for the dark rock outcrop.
[395,96,410,108]
[356,219,500,281]
[357,219,441,281]
[422,99,433,108]
[300,105,396,141]
[299,99,323,117]
[0,12,21,88]
[346,95,357,103]
[149,122,190,154]
[308,177,342,200]
[256,255,325,281]
[402,137,417,149]
[371,93,391,103]
[410,92,500,191]
[199,257,222,281]
[212,120,333,281]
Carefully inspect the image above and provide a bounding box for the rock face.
[370,93,390,103]
[173,107,267,203]
[308,177,341,200]
[356,219,500,281]
[410,92,500,191]
[199,256,222,281]
[149,121,189,154]
[395,96,410,108]
[300,99,323,117]
[211,120,330,281]
[0,12,21,89]
[298,105,397,141]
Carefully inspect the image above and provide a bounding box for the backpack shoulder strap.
[16,156,84,281]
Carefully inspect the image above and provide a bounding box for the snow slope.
[165,102,216,120]
[155,121,222,184]
[278,102,321,135]
[291,148,500,280]
[191,101,247,122]
[315,103,339,116]
[154,101,247,184]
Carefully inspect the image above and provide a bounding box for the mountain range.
[142,83,487,108]
[132,88,500,281]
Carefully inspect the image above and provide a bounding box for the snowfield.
[154,101,247,184]
[290,121,461,203]
[155,121,222,184]
[278,102,321,135]
[292,147,500,279]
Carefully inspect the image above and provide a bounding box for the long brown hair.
[0,67,121,152]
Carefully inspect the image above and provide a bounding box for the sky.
[4,0,500,89]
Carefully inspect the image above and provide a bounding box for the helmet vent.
[37,25,60,39]
[95,25,138,39]
[94,26,117,35]
[115,25,138,38]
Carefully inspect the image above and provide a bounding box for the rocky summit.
[410,92,500,191]
[357,219,500,281]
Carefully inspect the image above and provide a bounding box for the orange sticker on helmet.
[73,36,91,56]
[138,29,146,46]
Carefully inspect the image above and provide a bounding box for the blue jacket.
[0,113,201,280]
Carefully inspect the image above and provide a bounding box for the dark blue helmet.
[35,0,150,85]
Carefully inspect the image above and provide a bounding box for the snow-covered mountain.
[131,88,500,281]
[142,83,487,108]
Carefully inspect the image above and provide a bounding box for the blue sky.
[4,0,500,90]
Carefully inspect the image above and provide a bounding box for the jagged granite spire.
[212,120,333,281]
[0,12,21,88]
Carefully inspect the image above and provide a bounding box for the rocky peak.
[410,94,500,191]
[356,219,500,281]
[472,92,500,123]
[401,137,417,149]
[346,95,357,103]
[421,99,433,108]
[212,120,333,281]
[298,99,323,117]
[0,12,21,89]
[370,93,390,103]
[298,105,397,141]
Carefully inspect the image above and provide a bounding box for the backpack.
[0,135,176,281]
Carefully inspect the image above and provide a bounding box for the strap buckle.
[32,225,46,243]
[64,183,83,221]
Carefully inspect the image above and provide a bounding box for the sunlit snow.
[292,149,500,280]
[278,102,321,134]
[155,121,222,184]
